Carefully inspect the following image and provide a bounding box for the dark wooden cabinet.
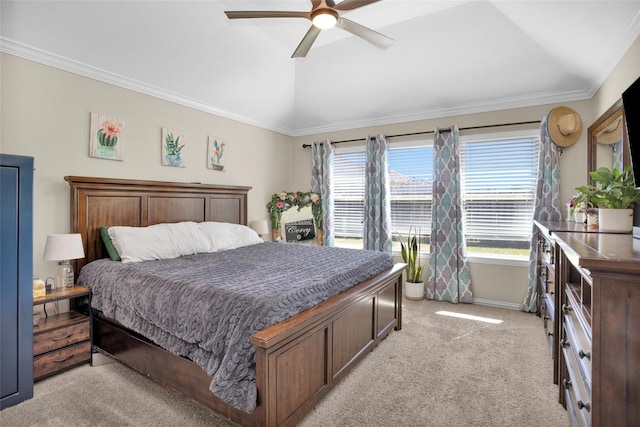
[0,154,34,410]
[535,221,640,427]
[33,286,91,380]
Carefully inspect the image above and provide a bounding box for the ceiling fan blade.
[311,0,322,9]
[336,18,394,49]
[292,26,322,58]
[225,11,309,20]
[333,0,381,12]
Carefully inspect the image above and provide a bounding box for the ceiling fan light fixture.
[311,9,338,29]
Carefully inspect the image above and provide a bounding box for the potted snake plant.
[399,227,425,300]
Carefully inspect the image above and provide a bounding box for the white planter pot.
[573,211,586,223]
[405,281,425,301]
[598,208,633,233]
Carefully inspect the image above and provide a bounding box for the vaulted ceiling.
[2,1,639,136]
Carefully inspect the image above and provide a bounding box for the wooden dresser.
[534,220,640,427]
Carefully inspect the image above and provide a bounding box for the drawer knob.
[560,339,570,348]
[577,400,591,412]
[543,315,550,320]
[563,378,572,389]
[578,350,591,360]
[547,331,553,337]
[562,304,573,314]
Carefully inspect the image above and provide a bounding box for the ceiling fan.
[224,0,394,58]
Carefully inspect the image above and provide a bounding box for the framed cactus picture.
[161,128,186,167]
[89,113,125,160]
[207,136,226,171]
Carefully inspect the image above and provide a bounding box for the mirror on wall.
[588,98,630,182]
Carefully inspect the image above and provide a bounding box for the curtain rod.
[301,120,541,148]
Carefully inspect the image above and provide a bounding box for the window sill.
[466,254,529,267]
[391,251,528,268]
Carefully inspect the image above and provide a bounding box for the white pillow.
[198,222,263,252]
[108,221,210,263]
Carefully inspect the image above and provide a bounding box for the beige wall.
[1,53,292,279]
[2,35,639,306]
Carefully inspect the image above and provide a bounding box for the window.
[334,142,433,250]
[460,132,539,257]
[332,130,539,259]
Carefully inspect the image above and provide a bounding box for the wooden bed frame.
[66,176,405,427]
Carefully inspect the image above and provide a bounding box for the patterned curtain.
[363,134,392,255]
[522,116,561,312]
[427,126,472,303]
[311,140,335,247]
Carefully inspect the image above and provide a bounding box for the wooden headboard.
[66,176,251,272]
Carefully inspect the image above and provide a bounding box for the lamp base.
[55,260,75,289]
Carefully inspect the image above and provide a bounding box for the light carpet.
[1,299,570,426]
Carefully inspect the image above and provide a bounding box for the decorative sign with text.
[285,219,316,243]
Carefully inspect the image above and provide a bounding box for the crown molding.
[290,89,591,137]
[0,38,297,136]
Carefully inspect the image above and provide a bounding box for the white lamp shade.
[43,234,85,261]
[249,220,269,235]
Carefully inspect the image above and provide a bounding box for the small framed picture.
[89,113,125,161]
[207,136,226,171]
[162,128,186,167]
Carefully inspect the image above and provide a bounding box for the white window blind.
[334,144,433,246]
[460,136,539,249]
[388,146,433,237]
[334,151,365,240]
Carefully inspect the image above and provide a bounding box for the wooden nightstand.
[32,286,91,381]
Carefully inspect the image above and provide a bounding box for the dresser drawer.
[562,327,591,427]
[34,340,91,380]
[563,313,592,393]
[33,320,90,356]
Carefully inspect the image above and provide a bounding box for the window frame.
[331,128,540,264]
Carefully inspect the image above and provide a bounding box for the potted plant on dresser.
[575,165,640,232]
[400,227,425,300]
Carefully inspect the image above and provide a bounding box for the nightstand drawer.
[33,340,91,380]
[34,320,90,356]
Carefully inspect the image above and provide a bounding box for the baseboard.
[472,298,521,310]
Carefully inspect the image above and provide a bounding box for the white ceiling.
[2,1,640,136]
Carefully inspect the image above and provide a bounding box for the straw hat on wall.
[547,106,583,147]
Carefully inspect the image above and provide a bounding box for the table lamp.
[43,233,85,289]
[249,220,270,240]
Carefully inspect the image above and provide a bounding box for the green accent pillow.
[100,227,121,261]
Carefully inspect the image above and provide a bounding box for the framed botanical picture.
[207,136,226,171]
[89,113,125,161]
[161,128,186,167]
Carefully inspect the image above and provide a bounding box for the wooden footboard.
[252,263,404,426]
[92,263,404,427]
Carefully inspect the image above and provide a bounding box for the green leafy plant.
[399,227,424,283]
[574,165,640,210]
[164,132,184,156]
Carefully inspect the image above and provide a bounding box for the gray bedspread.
[77,242,393,413]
